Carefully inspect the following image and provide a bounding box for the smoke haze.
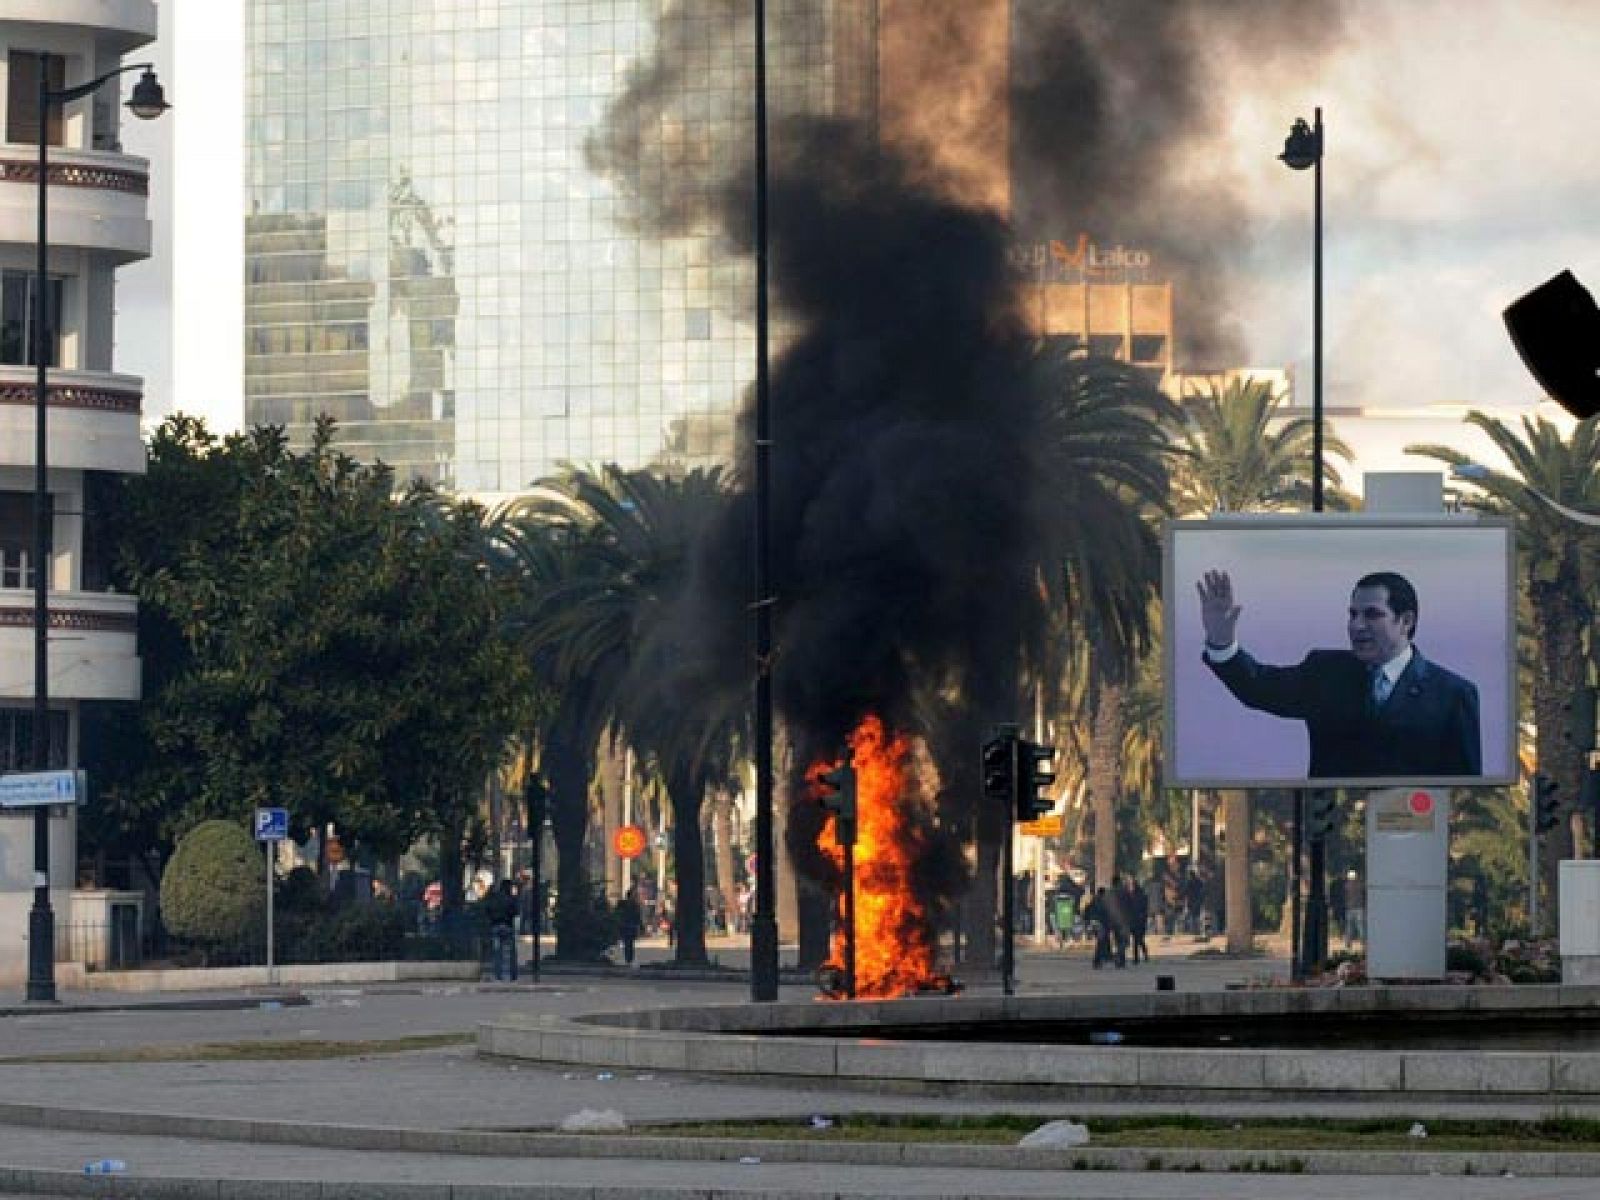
[589,0,1349,910]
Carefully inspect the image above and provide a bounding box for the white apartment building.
[0,0,151,984]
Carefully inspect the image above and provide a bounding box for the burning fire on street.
[811,714,959,1000]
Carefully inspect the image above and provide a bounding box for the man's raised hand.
[1197,569,1242,648]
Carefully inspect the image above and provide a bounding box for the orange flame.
[811,714,941,998]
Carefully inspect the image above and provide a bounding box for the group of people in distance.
[1081,875,1151,969]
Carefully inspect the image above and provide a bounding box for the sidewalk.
[9,938,1558,1200]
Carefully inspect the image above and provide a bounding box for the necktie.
[1370,667,1392,708]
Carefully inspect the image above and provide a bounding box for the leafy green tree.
[81,416,253,886]
[83,416,527,901]
[1409,413,1600,929]
[1451,786,1529,935]
[160,819,263,953]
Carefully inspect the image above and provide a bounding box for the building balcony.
[0,149,152,263]
[0,366,144,475]
[0,588,139,702]
[7,1,158,52]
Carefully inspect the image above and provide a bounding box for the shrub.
[277,901,410,963]
[160,820,265,949]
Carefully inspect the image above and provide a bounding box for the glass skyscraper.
[244,1,877,494]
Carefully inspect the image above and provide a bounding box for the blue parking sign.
[254,807,289,842]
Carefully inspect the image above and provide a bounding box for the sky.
[113,0,1600,464]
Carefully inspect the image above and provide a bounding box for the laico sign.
[1009,234,1153,276]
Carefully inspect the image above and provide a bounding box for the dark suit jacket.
[1204,645,1481,778]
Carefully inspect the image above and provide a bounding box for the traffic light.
[1534,773,1561,834]
[981,732,1017,804]
[1017,739,1056,821]
[1308,790,1338,839]
[817,760,857,846]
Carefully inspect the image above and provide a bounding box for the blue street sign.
[254,807,289,842]
[0,770,85,808]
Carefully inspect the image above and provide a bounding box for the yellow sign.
[1019,814,1064,838]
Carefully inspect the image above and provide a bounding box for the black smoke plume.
[588,0,1348,929]
[1008,0,1349,366]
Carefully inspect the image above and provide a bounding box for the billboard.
[1163,515,1516,789]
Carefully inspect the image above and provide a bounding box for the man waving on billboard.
[1196,568,1481,778]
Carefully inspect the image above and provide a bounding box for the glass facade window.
[0,491,41,589]
[245,0,876,495]
[6,51,65,146]
[0,271,63,367]
[0,707,69,771]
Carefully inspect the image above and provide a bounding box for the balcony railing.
[0,371,141,415]
[0,157,148,196]
[0,603,137,635]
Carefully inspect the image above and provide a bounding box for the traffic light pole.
[1002,759,1015,998]
[1529,793,1541,933]
[843,832,856,999]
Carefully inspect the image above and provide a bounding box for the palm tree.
[908,349,1175,974]
[1172,376,1354,514]
[482,498,619,958]
[1032,351,1178,908]
[1170,376,1354,954]
[506,464,741,964]
[1409,413,1600,930]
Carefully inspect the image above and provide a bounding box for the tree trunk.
[668,766,709,965]
[1223,789,1253,954]
[1533,596,1592,934]
[438,806,465,916]
[596,733,627,903]
[784,747,833,971]
[1089,680,1126,888]
[774,725,799,945]
[543,716,592,958]
[961,835,997,976]
[711,787,737,930]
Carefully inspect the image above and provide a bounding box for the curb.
[1,1102,1598,1179]
[0,993,308,1019]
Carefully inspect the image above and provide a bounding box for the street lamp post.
[1280,107,1326,977]
[25,57,167,1005]
[748,0,779,1002]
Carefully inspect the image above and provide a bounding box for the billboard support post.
[1290,791,1303,980]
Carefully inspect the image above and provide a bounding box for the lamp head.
[126,69,169,120]
[1279,117,1319,170]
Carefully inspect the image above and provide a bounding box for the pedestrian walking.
[1125,876,1150,964]
[1104,875,1130,968]
[1083,886,1112,968]
[615,883,644,965]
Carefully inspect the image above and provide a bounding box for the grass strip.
[630,1113,1600,1153]
[0,1032,472,1064]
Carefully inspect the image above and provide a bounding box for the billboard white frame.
[1162,514,1516,790]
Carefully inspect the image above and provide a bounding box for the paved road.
[3,937,1592,1198]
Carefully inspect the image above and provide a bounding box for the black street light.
[748,0,779,1002]
[1280,107,1326,979]
[26,57,168,1005]
[1279,109,1324,509]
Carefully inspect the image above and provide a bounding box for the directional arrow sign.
[0,770,85,809]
